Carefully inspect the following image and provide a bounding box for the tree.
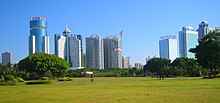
[190,32,220,77]
[143,58,171,79]
[18,53,69,78]
[171,58,202,77]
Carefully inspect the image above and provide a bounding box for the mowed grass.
[0,77,220,103]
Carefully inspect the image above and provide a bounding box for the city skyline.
[0,0,220,65]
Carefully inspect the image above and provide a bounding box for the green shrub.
[17,78,25,82]
[58,77,73,81]
[12,79,17,83]
[5,75,15,81]
[2,82,16,86]
[58,78,64,81]
[41,77,49,80]
[26,80,51,85]
[0,79,5,82]
[0,79,5,86]
[68,78,74,81]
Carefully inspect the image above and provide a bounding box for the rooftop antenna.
[119,30,123,41]
[66,21,68,28]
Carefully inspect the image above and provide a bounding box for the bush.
[68,78,74,81]
[26,80,51,85]
[5,75,15,81]
[41,77,49,80]
[58,77,73,81]
[12,79,18,83]
[0,79,5,82]
[0,82,16,86]
[0,79,5,85]
[17,78,25,82]
[0,78,17,86]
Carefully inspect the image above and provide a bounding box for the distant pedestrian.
[90,74,94,82]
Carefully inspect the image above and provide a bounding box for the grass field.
[0,77,220,103]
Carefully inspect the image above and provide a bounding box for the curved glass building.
[29,17,49,54]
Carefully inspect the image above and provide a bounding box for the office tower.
[179,26,198,58]
[197,21,212,39]
[69,35,82,68]
[103,35,122,69]
[55,27,82,68]
[29,17,50,54]
[135,62,142,69]
[86,34,104,69]
[55,34,66,59]
[2,52,13,65]
[76,35,84,67]
[214,27,220,33]
[122,56,130,69]
[159,35,177,61]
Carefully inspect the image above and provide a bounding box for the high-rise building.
[214,27,220,33]
[159,35,177,61]
[29,17,50,54]
[197,21,212,39]
[135,62,142,69]
[103,35,122,69]
[54,34,66,59]
[55,27,82,68]
[2,52,13,65]
[122,56,130,69]
[76,35,85,67]
[86,34,104,69]
[179,26,198,58]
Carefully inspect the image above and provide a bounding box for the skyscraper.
[55,27,82,68]
[135,62,142,69]
[103,35,122,69]
[122,56,130,69]
[69,35,82,68]
[86,34,104,69]
[214,27,220,33]
[159,35,177,61]
[179,26,198,58]
[76,35,85,67]
[54,34,66,59]
[2,52,13,65]
[197,21,212,39]
[29,17,50,54]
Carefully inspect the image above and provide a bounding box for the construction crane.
[114,30,123,52]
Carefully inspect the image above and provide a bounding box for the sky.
[0,0,220,65]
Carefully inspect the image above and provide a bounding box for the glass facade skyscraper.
[197,21,212,39]
[159,35,177,61]
[179,26,198,58]
[29,17,49,54]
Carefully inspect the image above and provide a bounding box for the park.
[0,77,220,103]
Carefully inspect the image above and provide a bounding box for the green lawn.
[0,77,220,103]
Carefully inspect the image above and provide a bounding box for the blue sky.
[0,0,220,65]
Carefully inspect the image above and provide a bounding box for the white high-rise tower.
[55,26,82,68]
